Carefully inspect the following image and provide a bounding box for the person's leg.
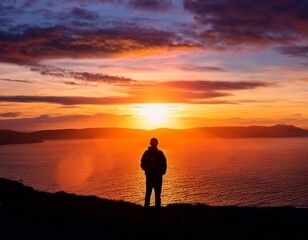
[144,178,152,208]
[154,178,162,207]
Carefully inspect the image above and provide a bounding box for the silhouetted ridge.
[30,128,147,140]
[0,129,43,145]
[190,124,308,138]
[1,124,308,145]
[0,178,307,240]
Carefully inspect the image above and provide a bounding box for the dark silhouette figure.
[141,138,167,208]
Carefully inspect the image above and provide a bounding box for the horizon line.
[1,123,308,133]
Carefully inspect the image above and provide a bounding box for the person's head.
[150,138,158,148]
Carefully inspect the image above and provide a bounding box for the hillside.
[0,129,43,145]
[0,178,307,240]
[188,124,308,138]
[1,124,308,145]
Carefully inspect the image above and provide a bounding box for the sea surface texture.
[0,138,307,207]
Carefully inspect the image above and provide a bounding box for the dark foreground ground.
[0,178,307,240]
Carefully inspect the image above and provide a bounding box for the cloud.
[0,112,22,118]
[65,0,123,3]
[30,64,136,86]
[0,25,197,65]
[126,85,233,103]
[69,7,99,20]
[0,112,137,131]
[0,17,12,26]
[0,79,271,105]
[0,96,131,105]
[125,80,271,103]
[183,0,308,49]
[0,78,35,84]
[53,6,101,28]
[29,65,230,87]
[128,0,173,11]
[106,65,158,71]
[1,0,307,65]
[296,77,308,82]
[99,63,226,72]
[0,94,234,105]
[276,45,308,58]
[178,65,226,72]
[21,0,41,8]
[159,80,271,91]
[64,0,173,11]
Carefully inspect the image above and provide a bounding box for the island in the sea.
[1,124,308,145]
[0,178,307,239]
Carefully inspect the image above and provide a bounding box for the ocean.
[0,138,307,207]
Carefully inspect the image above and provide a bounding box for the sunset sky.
[0,0,307,130]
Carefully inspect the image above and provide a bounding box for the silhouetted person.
[141,138,167,208]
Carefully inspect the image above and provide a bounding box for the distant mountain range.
[1,124,308,145]
[0,129,43,145]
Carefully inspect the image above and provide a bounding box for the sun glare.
[135,104,171,127]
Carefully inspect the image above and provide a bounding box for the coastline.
[0,178,307,239]
[1,124,308,145]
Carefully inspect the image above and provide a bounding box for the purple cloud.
[277,45,308,58]
[30,65,136,86]
[1,0,307,66]
[69,7,99,20]
[128,0,173,11]
[0,78,35,84]
[0,96,132,105]
[183,0,308,49]
[0,112,22,117]
[160,80,271,91]
[178,65,226,72]
[0,79,271,105]
[0,94,234,105]
[0,25,197,65]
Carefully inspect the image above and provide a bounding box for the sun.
[135,104,171,127]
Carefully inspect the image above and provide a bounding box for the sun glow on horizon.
[134,103,175,128]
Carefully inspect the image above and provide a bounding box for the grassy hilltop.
[0,178,307,239]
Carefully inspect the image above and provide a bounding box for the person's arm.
[140,151,148,171]
[161,151,167,175]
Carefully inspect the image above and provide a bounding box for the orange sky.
[0,0,308,130]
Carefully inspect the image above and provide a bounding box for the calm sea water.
[0,138,307,207]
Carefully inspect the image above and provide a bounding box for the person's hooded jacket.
[141,146,167,178]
